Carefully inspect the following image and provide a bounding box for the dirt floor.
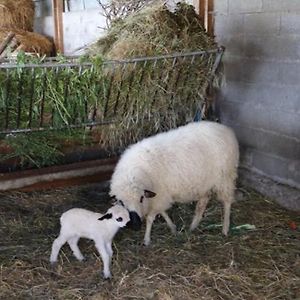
[0,183,299,300]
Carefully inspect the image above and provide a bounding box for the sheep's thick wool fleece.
[110,121,239,214]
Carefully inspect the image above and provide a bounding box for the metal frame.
[0,47,224,135]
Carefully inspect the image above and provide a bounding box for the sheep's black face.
[127,211,142,230]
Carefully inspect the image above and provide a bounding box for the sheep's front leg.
[105,242,113,266]
[161,211,176,234]
[144,213,156,246]
[95,241,111,279]
[190,194,210,231]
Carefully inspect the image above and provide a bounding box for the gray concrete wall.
[214,0,300,192]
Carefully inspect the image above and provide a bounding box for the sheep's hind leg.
[216,183,235,236]
[68,236,84,261]
[161,211,176,234]
[143,213,157,246]
[190,194,210,231]
[50,235,67,264]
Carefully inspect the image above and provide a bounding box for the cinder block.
[214,14,244,35]
[278,62,300,86]
[243,35,300,60]
[241,59,280,84]
[219,120,300,160]
[263,0,300,12]
[244,13,280,35]
[251,150,290,181]
[229,0,263,14]
[243,35,278,59]
[281,13,300,34]
[251,151,300,186]
[215,35,245,56]
[214,0,229,15]
[222,55,245,81]
[219,81,300,115]
[219,100,300,138]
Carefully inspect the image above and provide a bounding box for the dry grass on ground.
[0,183,299,299]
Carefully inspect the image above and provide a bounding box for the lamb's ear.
[144,190,156,198]
[98,213,113,221]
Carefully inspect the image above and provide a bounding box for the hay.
[89,2,216,59]
[0,29,53,56]
[0,184,299,299]
[0,0,35,31]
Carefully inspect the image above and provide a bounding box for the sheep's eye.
[119,200,124,207]
[116,217,123,222]
[140,196,144,203]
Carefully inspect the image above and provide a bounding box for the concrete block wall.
[214,0,300,192]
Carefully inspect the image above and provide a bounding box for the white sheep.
[109,121,239,246]
[49,204,130,279]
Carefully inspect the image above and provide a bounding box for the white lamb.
[49,204,130,279]
[110,121,239,246]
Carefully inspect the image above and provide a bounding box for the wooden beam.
[52,0,64,54]
[198,0,206,28]
[207,0,214,37]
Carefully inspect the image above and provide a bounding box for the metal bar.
[4,69,11,129]
[16,70,24,128]
[0,49,221,69]
[123,61,137,114]
[103,65,116,118]
[0,119,116,135]
[39,70,47,127]
[113,64,127,115]
[28,68,35,128]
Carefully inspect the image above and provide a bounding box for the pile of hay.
[0,0,53,56]
[0,29,53,56]
[89,2,216,59]
[0,0,34,31]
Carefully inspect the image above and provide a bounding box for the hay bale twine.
[0,29,53,56]
[0,0,35,31]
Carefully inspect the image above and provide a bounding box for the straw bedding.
[0,183,299,299]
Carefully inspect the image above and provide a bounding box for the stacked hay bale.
[0,0,53,56]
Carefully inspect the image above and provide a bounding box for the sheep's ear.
[98,213,112,221]
[144,190,156,198]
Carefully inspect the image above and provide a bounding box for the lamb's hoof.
[143,240,151,247]
[78,256,86,262]
[170,226,177,235]
[103,273,112,280]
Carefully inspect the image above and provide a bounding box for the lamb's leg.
[161,211,176,234]
[222,201,232,236]
[95,241,111,279]
[68,236,84,261]
[105,242,113,266]
[50,235,67,264]
[143,213,156,246]
[190,194,210,231]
